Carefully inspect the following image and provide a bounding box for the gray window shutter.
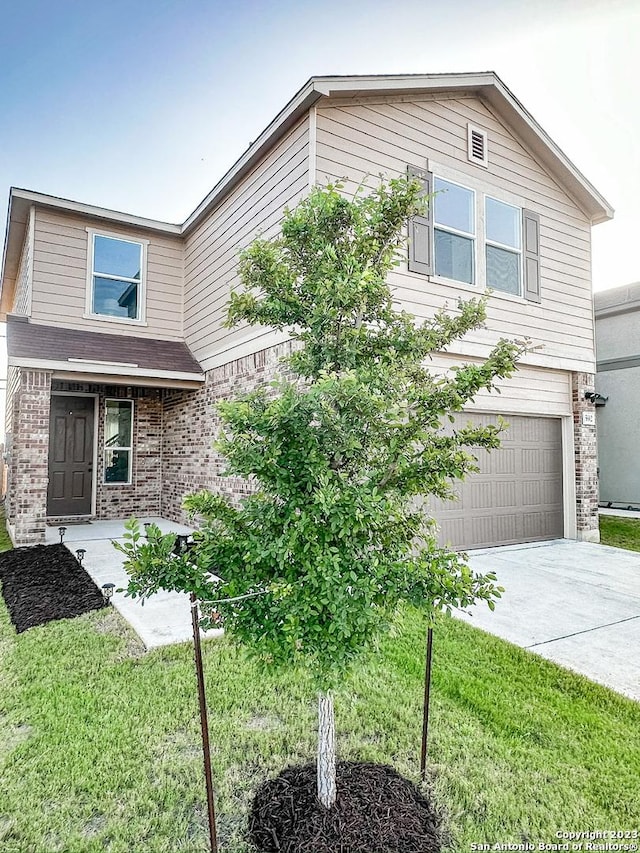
[407,166,433,275]
[523,209,541,303]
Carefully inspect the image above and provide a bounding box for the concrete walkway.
[599,506,640,519]
[45,518,223,649]
[463,539,640,701]
[46,520,640,700]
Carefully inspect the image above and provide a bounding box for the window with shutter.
[407,166,433,275]
[407,164,541,302]
[434,177,476,285]
[485,196,521,295]
[523,210,542,302]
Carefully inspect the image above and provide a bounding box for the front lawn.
[0,595,638,852]
[600,514,640,552]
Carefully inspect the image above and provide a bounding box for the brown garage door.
[430,414,564,550]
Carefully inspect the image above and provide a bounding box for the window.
[485,197,522,295]
[408,166,541,302]
[434,177,475,285]
[88,232,146,321]
[104,400,133,484]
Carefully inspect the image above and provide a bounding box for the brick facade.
[95,389,162,520]
[6,369,52,545]
[572,371,600,542]
[4,356,600,548]
[161,342,293,524]
[5,375,165,545]
[51,382,164,522]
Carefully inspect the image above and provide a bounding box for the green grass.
[600,514,640,552]
[0,591,639,853]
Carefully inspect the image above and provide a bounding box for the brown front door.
[47,395,95,516]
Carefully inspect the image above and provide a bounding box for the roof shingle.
[7,317,203,377]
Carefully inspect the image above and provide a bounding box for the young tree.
[118,176,526,809]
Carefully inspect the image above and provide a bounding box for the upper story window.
[87,231,147,322]
[408,167,541,303]
[485,197,522,296]
[434,177,475,285]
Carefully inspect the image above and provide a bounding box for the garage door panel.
[522,478,560,507]
[493,448,517,474]
[432,414,563,550]
[492,481,518,508]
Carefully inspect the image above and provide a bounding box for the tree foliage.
[117,175,527,689]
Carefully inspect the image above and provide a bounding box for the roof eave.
[183,71,613,233]
[480,79,613,224]
[182,81,323,234]
[1,72,613,293]
[8,188,181,234]
[309,72,613,225]
[0,191,30,320]
[0,188,182,321]
[8,355,204,384]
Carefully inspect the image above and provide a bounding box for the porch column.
[572,371,600,543]
[8,369,52,546]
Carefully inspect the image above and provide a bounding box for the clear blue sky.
[1,0,638,291]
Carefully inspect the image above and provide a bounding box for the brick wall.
[6,370,52,545]
[52,382,163,521]
[161,342,294,523]
[5,357,596,547]
[572,371,600,542]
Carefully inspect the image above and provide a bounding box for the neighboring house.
[0,72,612,549]
[594,283,640,507]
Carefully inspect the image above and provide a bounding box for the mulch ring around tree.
[0,544,106,633]
[249,761,443,853]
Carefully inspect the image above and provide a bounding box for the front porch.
[4,368,207,547]
[4,317,207,547]
[45,516,223,648]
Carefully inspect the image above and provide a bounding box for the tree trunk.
[317,690,336,809]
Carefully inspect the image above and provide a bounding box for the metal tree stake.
[190,592,219,853]
[419,626,434,780]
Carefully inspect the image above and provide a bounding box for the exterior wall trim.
[308,106,317,187]
[198,329,293,372]
[561,414,577,538]
[26,205,34,316]
[597,355,640,372]
[8,356,204,383]
[594,301,640,320]
[197,335,595,376]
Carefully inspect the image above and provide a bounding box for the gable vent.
[467,124,488,167]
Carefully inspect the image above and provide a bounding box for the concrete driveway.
[462,540,640,701]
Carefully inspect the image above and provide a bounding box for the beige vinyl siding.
[31,209,184,340]
[315,94,595,373]
[427,353,572,416]
[184,116,309,368]
[13,207,34,315]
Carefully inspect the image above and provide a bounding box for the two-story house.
[0,72,612,549]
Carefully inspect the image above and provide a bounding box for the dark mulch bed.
[0,544,105,632]
[249,761,443,853]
